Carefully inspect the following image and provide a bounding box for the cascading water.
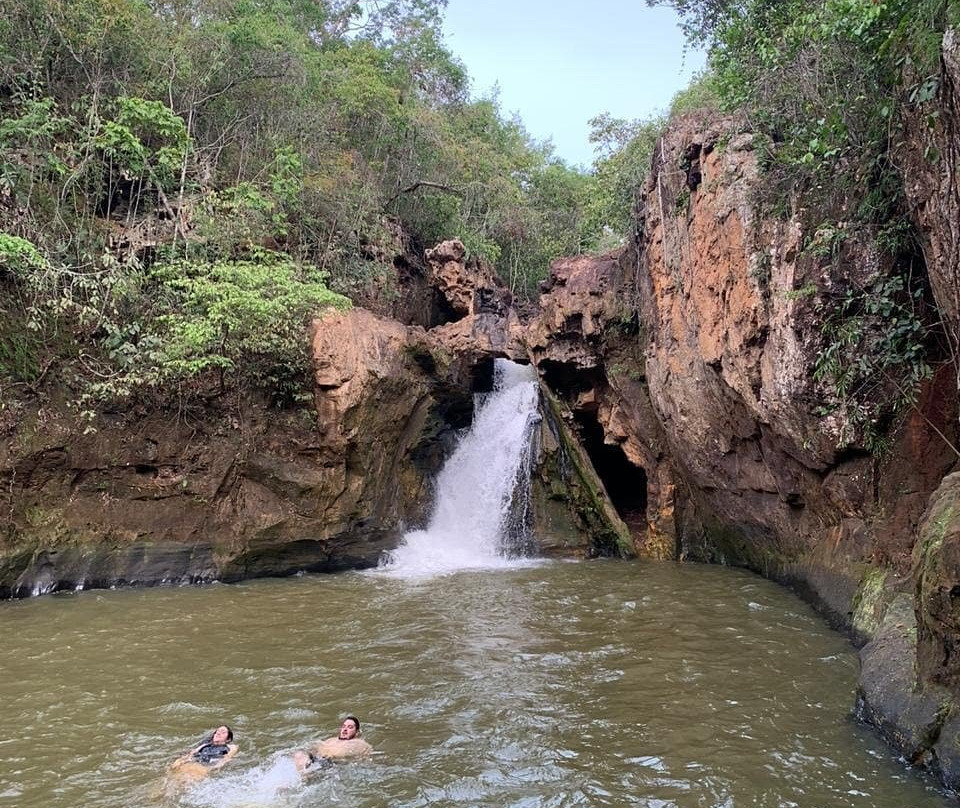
[380,359,541,576]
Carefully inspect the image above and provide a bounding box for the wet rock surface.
[0,242,607,597]
[0,385,423,597]
[520,107,960,786]
[915,472,960,688]
[856,594,951,768]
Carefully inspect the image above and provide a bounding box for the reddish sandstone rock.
[426,239,474,317]
[425,238,512,321]
[635,113,957,584]
[527,252,625,349]
[0,307,470,596]
[310,308,440,534]
[524,109,957,610]
[526,250,678,559]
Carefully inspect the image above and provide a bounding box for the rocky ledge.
[0,239,629,597]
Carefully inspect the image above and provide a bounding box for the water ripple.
[0,562,951,808]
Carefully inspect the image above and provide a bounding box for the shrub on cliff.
[70,250,350,415]
[649,0,954,201]
[0,0,611,410]
[150,251,349,385]
[648,0,954,451]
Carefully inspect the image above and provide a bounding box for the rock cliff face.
[896,26,960,702]
[0,240,621,596]
[518,90,960,786]
[0,310,461,596]
[899,27,960,344]
[523,123,957,586]
[635,115,959,591]
[526,252,676,559]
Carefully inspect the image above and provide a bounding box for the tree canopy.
[0,0,632,409]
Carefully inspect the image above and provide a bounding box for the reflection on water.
[0,561,950,808]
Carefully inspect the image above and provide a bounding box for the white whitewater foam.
[183,756,302,807]
[381,359,541,577]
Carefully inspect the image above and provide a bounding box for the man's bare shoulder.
[311,736,373,759]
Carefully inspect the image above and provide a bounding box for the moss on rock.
[531,386,634,558]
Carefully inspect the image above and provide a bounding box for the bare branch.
[384,180,463,209]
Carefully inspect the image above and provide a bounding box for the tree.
[0,0,607,400]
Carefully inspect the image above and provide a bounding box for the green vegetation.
[0,0,623,410]
[582,72,721,247]
[647,0,953,450]
[652,0,953,198]
[851,566,890,638]
[813,268,932,452]
[585,113,664,249]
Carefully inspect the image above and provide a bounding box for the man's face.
[339,719,358,740]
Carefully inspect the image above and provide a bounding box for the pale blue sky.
[440,1,706,168]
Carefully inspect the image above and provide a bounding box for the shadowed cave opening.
[538,358,605,402]
[575,411,648,535]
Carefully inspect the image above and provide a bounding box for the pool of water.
[0,560,949,807]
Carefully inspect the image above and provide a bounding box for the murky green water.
[0,560,949,807]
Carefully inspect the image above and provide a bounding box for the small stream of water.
[382,359,541,576]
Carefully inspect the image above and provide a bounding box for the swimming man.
[293,716,372,772]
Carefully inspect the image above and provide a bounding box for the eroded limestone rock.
[526,249,677,559]
[426,238,512,320]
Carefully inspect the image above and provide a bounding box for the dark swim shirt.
[192,743,231,765]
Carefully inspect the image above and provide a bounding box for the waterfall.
[380,358,541,576]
